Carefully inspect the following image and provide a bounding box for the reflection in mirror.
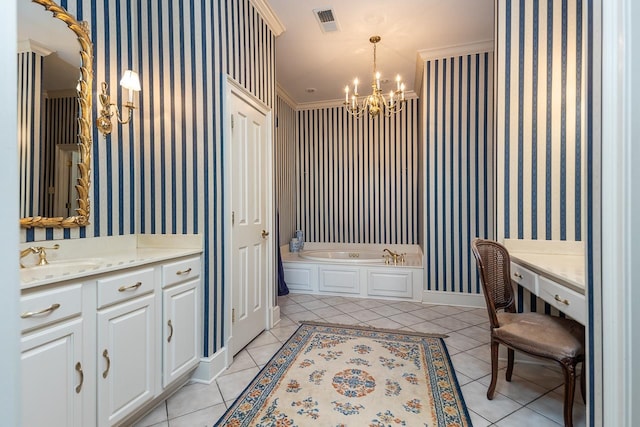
[17,0,93,228]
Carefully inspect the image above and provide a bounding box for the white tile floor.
[133,293,586,427]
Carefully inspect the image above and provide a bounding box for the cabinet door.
[97,294,155,427]
[21,318,83,427]
[163,279,199,387]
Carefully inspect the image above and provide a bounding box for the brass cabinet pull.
[167,320,174,343]
[102,349,111,379]
[513,272,523,279]
[554,294,570,305]
[20,303,61,318]
[75,362,84,393]
[261,230,269,239]
[176,268,192,276]
[118,281,142,292]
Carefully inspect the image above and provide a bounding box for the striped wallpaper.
[17,50,43,219]
[275,93,297,244]
[495,0,588,242]
[422,51,495,294]
[21,0,277,357]
[42,95,79,217]
[296,99,420,244]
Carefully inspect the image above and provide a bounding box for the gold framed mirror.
[18,0,93,228]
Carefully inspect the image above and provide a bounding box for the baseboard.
[190,348,228,384]
[269,304,281,328]
[422,290,486,308]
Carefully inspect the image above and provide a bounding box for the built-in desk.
[503,239,585,325]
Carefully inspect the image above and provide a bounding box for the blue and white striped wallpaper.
[275,93,297,244]
[21,0,276,357]
[495,0,588,242]
[296,99,420,244]
[42,95,79,217]
[18,50,43,219]
[422,51,495,294]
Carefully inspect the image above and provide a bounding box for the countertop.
[19,234,203,290]
[503,239,585,294]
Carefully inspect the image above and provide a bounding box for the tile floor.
[133,293,586,427]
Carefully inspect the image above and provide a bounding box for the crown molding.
[276,83,297,109]
[250,0,285,36]
[417,40,494,61]
[17,39,53,56]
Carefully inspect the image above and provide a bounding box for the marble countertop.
[20,234,203,290]
[503,239,585,294]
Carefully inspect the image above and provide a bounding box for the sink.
[20,258,104,282]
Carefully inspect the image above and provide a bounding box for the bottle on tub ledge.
[295,230,304,250]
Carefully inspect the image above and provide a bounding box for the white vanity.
[19,234,203,427]
[504,239,585,325]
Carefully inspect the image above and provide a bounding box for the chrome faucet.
[19,244,60,268]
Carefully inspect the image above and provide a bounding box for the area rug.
[215,321,472,426]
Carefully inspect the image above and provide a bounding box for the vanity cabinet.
[161,257,201,388]
[97,295,156,426]
[19,249,202,427]
[20,283,84,427]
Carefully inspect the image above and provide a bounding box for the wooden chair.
[470,238,585,427]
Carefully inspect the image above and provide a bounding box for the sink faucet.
[19,244,60,268]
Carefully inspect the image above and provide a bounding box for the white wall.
[0,0,21,424]
[601,0,640,425]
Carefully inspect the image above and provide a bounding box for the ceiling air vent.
[313,8,339,33]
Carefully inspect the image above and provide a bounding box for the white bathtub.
[282,243,423,301]
[298,250,386,264]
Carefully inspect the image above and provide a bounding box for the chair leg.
[506,348,515,381]
[560,361,577,427]
[580,361,586,403]
[487,340,499,400]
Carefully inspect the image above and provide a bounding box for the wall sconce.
[96,70,141,137]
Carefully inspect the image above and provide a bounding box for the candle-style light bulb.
[354,78,359,95]
[389,91,394,107]
[400,83,405,100]
[396,74,401,91]
[352,94,356,108]
[375,72,380,89]
[345,85,349,103]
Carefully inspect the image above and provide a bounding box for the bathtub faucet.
[383,248,405,265]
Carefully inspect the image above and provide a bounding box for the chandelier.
[343,35,406,118]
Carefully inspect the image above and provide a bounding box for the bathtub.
[298,250,386,264]
[282,243,423,301]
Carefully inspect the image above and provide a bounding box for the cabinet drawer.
[162,257,201,288]
[538,276,585,324]
[510,262,538,294]
[97,268,155,308]
[20,284,82,333]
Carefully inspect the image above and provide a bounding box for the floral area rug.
[215,321,472,427]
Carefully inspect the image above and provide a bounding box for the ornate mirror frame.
[20,0,93,229]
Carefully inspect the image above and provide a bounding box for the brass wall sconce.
[96,70,141,137]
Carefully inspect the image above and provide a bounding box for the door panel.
[230,91,269,355]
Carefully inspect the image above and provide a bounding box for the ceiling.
[268,0,494,106]
[17,0,79,91]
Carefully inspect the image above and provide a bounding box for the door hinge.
[232,211,235,226]
[231,114,234,130]
[232,308,235,323]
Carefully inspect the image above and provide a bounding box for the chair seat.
[495,312,585,361]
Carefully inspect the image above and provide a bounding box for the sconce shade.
[120,70,141,92]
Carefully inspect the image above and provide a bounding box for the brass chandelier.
[343,35,406,118]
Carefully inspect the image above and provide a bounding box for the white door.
[229,90,270,355]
